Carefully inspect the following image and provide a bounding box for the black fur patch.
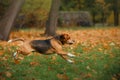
[30,39,51,53]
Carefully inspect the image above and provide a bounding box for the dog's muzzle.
[67,39,75,44]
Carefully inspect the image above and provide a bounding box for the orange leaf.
[57,74,69,80]
[0,51,4,56]
[84,73,92,78]
[14,59,20,64]
[5,71,12,78]
[30,62,39,66]
[51,56,57,61]
[98,48,103,51]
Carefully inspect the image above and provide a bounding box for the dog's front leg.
[55,50,75,63]
[60,55,74,63]
[56,50,75,58]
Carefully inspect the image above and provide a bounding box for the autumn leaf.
[86,66,91,70]
[51,56,57,61]
[0,51,4,56]
[73,78,82,80]
[112,77,118,80]
[14,59,20,64]
[103,43,110,50]
[5,71,12,78]
[98,48,103,51]
[57,73,69,80]
[84,73,92,78]
[30,61,39,66]
[2,56,8,61]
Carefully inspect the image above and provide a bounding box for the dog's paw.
[13,52,18,59]
[67,59,74,63]
[8,40,12,43]
[67,53,76,57]
[13,52,17,57]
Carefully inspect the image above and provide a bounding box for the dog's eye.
[65,35,70,39]
[60,35,65,39]
[60,34,70,40]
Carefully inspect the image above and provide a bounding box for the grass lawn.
[0,27,120,80]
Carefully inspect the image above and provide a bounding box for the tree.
[83,0,97,24]
[60,0,98,25]
[0,0,10,19]
[105,0,119,26]
[0,0,25,41]
[113,0,119,26]
[95,0,110,25]
[60,0,84,11]
[44,0,61,36]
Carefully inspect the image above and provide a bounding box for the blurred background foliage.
[0,0,119,28]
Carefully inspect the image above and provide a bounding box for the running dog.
[8,34,76,63]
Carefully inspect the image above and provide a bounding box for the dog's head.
[59,34,75,45]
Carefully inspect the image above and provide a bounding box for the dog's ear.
[60,34,70,40]
[60,34,67,40]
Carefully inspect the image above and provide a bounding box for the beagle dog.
[8,34,76,63]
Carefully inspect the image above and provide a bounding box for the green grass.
[0,44,120,80]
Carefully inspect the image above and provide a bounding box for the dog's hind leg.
[67,53,76,57]
[13,50,22,60]
[13,51,18,59]
[67,59,74,63]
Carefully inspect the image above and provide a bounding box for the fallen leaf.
[14,59,20,64]
[2,56,8,61]
[112,77,117,80]
[84,73,92,78]
[51,56,56,61]
[5,71,12,78]
[74,78,82,80]
[30,62,39,66]
[98,48,103,51]
[86,66,91,70]
[0,51,4,56]
[57,74,69,80]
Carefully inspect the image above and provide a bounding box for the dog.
[8,34,76,63]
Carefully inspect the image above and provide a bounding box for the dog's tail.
[8,38,25,43]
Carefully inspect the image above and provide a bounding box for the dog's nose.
[67,40,75,44]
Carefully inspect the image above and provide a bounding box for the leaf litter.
[0,27,120,80]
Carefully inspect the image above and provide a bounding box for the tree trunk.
[0,0,25,41]
[113,0,119,26]
[92,14,96,25]
[44,0,61,36]
[101,12,105,26]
